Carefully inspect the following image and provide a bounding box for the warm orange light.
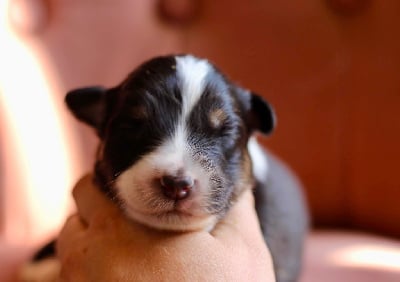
[0,0,80,245]
[328,243,400,273]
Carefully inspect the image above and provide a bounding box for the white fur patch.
[175,55,211,120]
[248,136,269,183]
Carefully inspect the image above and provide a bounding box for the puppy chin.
[124,206,218,232]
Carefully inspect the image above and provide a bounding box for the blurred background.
[0,0,399,281]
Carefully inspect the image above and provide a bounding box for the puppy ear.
[65,87,108,130]
[248,92,276,135]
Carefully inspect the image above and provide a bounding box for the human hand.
[56,174,275,281]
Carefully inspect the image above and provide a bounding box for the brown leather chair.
[1,0,399,281]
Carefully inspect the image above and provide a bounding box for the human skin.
[56,174,276,281]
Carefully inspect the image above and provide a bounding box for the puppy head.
[66,55,275,231]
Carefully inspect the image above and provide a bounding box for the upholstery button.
[326,0,371,17]
[158,0,199,26]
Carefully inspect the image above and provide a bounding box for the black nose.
[160,175,194,200]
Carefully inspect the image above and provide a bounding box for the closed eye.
[112,116,142,131]
[117,122,135,130]
[219,121,233,134]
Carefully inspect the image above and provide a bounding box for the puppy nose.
[160,175,193,200]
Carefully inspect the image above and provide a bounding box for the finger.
[72,173,119,224]
[56,214,85,259]
[56,215,87,282]
[211,189,264,243]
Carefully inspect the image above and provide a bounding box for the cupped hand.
[56,174,275,281]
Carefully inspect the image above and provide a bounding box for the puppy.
[20,55,308,282]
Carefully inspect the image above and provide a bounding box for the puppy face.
[66,55,275,231]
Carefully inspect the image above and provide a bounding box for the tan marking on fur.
[130,105,148,120]
[209,108,227,129]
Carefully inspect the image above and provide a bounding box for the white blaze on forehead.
[157,124,188,172]
[175,55,212,119]
[166,55,212,174]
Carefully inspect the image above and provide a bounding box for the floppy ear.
[65,86,108,131]
[248,92,276,135]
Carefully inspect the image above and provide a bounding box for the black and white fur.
[20,55,308,282]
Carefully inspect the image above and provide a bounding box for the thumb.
[72,173,120,225]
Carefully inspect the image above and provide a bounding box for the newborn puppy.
[20,55,308,282]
